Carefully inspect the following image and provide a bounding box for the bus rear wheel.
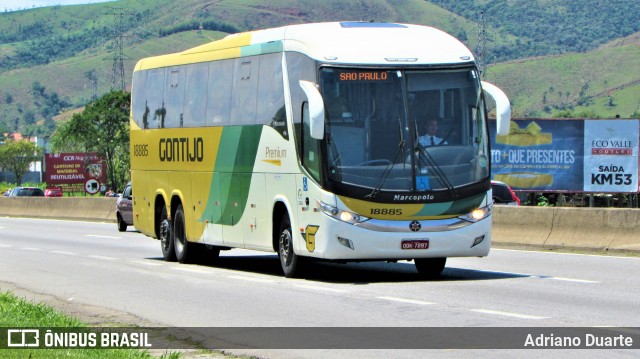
[159,206,176,261]
[173,204,193,264]
[278,214,304,278]
[414,257,446,279]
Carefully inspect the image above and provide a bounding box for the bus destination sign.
[338,70,390,82]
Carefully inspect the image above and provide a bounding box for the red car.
[44,187,63,197]
[491,180,520,205]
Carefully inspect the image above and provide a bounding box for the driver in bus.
[418,118,447,146]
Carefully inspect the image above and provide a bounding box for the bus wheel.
[278,214,304,278]
[160,206,176,261]
[414,257,446,279]
[173,204,192,264]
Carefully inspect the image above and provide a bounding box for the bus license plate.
[401,239,429,250]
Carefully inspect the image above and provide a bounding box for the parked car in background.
[44,187,63,197]
[116,182,133,232]
[7,187,45,197]
[491,180,520,205]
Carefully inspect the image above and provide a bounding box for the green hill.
[0,0,639,137]
[486,33,640,118]
[431,0,640,61]
[0,0,483,136]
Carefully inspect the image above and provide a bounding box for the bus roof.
[134,22,475,71]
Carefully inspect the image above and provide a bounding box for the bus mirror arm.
[481,81,511,136]
[299,80,325,140]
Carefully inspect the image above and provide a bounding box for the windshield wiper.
[365,140,406,199]
[416,145,458,198]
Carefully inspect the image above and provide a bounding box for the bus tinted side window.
[257,53,286,138]
[184,63,209,127]
[206,60,233,126]
[164,67,185,128]
[146,68,165,129]
[231,57,259,125]
[131,70,148,129]
[285,52,317,166]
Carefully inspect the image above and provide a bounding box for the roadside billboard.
[45,153,107,194]
[489,119,639,193]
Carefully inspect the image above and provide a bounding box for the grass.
[0,291,164,359]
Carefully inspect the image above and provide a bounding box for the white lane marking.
[85,235,121,239]
[493,248,640,260]
[88,255,117,260]
[0,244,12,248]
[128,260,162,266]
[171,266,213,274]
[294,284,348,293]
[51,251,77,256]
[475,269,598,284]
[376,296,435,305]
[228,275,276,284]
[544,276,599,284]
[471,309,548,320]
[22,247,42,251]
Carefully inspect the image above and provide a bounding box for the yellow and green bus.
[130,22,511,278]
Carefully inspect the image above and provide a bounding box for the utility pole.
[84,70,98,100]
[477,11,487,78]
[106,8,134,91]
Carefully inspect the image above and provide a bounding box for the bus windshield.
[320,67,489,197]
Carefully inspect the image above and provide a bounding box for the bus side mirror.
[481,81,511,136]
[299,80,325,140]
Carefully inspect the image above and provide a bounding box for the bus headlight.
[458,204,492,223]
[318,201,369,225]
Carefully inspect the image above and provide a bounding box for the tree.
[0,139,42,186]
[50,90,130,192]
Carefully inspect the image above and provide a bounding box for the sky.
[0,0,115,12]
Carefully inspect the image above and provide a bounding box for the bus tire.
[414,257,446,279]
[173,204,193,264]
[278,214,304,278]
[160,206,176,261]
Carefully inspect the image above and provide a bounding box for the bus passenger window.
[184,63,208,127]
[230,57,258,125]
[301,103,321,180]
[146,68,165,129]
[257,53,286,138]
[206,60,233,126]
[164,67,185,128]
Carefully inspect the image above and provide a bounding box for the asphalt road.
[1,217,639,358]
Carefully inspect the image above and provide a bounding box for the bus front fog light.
[471,235,485,247]
[337,236,354,250]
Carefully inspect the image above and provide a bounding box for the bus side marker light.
[337,237,354,250]
[471,235,485,248]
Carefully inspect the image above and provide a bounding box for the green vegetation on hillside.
[431,0,640,62]
[0,0,639,136]
[486,43,640,118]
